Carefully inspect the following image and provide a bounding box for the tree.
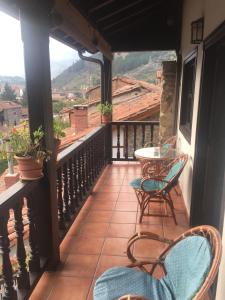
[21,89,28,107]
[1,83,17,101]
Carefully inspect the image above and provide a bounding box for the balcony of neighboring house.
[1,0,225,300]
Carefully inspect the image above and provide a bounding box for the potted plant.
[53,118,66,149]
[0,125,50,181]
[97,102,112,123]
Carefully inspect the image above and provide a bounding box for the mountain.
[52,51,176,92]
[0,76,25,86]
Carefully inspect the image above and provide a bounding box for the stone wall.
[159,61,177,142]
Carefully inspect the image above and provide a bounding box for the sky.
[0,11,78,77]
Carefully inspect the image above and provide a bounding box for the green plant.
[97,102,113,115]
[53,118,67,139]
[0,124,50,160]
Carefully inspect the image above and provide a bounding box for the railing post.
[20,0,60,267]
[103,56,112,163]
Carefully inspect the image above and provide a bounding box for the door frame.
[190,20,225,233]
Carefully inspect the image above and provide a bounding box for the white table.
[135,147,177,174]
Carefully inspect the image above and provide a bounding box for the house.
[1,1,225,300]
[59,76,161,149]
[0,101,22,126]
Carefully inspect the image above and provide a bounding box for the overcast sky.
[0,11,78,77]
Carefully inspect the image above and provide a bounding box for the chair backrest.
[160,226,222,300]
[164,154,188,184]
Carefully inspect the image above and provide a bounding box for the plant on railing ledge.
[0,123,50,181]
[97,102,112,124]
[53,117,67,149]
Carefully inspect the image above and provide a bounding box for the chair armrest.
[127,232,172,274]
[118,295,150,300]
[127,231,172,261]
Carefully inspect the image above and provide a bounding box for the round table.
[134,147,177,175]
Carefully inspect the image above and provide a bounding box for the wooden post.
[103,56,112,163]
[20,0,60,267]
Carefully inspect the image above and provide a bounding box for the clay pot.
[15,156,44,181]
[102,113,111,124]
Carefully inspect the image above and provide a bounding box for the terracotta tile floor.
[30,162,190,300]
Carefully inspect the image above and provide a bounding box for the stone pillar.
[159,61,177,142]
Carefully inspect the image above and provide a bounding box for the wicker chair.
[130,154,188,224]
[94,225,222,300]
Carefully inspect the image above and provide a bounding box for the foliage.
[0,123,50,160]
[97,102,113,115]
[21,89,28,107]
[53,117,67,139]
[0,83,17,101]
[53,101,65,114]
[0,159,8,175]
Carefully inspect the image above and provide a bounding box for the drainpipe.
[78,51,105,104]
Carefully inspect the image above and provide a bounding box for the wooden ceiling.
[0,0,182,57]
[68,0,182,52]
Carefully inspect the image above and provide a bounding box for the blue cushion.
[130,178,165,191]
[164,160,184,182]
[161,236,212,300]
[94,267,173,300]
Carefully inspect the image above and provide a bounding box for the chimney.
[70,105,88,133]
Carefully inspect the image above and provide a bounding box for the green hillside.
[52,51,176,92]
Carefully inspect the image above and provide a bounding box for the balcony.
[30,164,188,300]
[0,122,189,300]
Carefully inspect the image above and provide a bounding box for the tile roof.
[0,101,21,111]
[59,77,161,148]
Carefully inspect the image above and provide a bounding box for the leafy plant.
[0,123,50,160]
[97,102,113,115]
[53,118,67,139]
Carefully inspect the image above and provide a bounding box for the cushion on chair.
[164,160,184,182]
[161,236,212,300]
[94,267,173,300]
[130,178,165,191]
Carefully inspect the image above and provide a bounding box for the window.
[179,50,197,142]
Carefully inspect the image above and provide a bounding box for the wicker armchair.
[94,226,222,300]
[130,154,188,224]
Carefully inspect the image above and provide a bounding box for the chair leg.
[165,192,177,225]
[139,196,150,223]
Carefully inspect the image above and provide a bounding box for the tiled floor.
[30,162,190,300]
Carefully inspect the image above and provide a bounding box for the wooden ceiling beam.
[102,0,163,31]
[96,0,146,23]
[54,0,113,60]
[88,0,116,14]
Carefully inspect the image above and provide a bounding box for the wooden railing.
[0,180,50,300]
[111,121,159,161]
[0,125,110,299]
[0,122,160,298]
[56,125,110,238]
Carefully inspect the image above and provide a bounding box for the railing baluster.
[62,163,70,221]
[150,123,154,146]
[0,212,17,300]
[57,168,65,230]
[27,197,40,273]
[14,201,30,289]
[77,151,83,202]
[72,155,79,210]
[68,158,75,214]
[116,124,120,159]
[133,124,137,159]
[124,124,128,160]
[142,124,145,147]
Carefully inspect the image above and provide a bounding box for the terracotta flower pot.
[15,156,44,181]
[102,113,111,124]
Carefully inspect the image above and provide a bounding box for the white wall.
[178,1,225,299]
